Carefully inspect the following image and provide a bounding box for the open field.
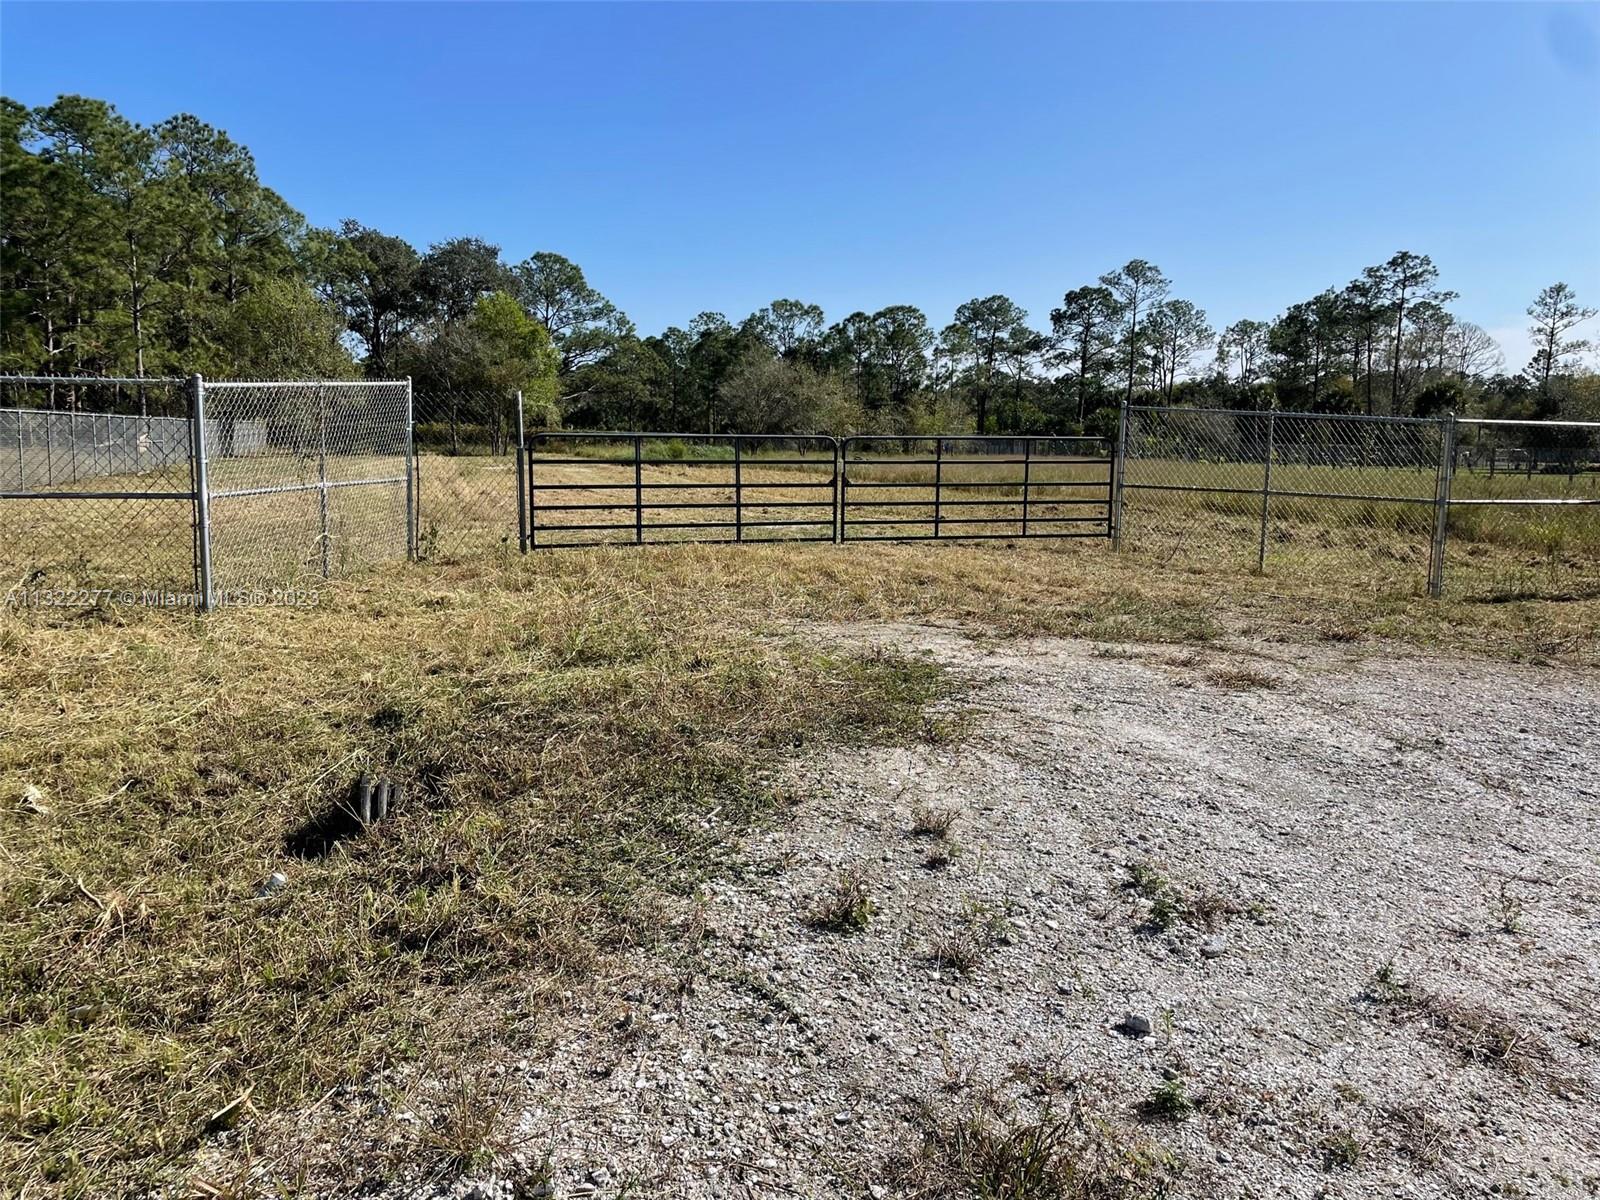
[2,540,1598,1197]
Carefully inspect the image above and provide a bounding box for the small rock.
[833,1111,853,1125]
[1118,1013,1153,1038]
[1200,934,1229,959]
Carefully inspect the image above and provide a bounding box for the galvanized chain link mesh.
[1,376,198,600]
[1121,406,1444,592]
[200,381,411,595]
[411,390,523,560]
[1446,419,1600,601]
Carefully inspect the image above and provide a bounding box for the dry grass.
[890,1090,1182,1200]
[1366,963,1551,1076]
[910,802,960,839]
[1204,664,1281,690]
[2,521,1596,1193]
[0,556,949,1195]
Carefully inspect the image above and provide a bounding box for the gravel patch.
[380,627,1600,1199]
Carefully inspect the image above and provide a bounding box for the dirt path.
[417,628,1600,1200]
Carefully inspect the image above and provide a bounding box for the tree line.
[3,95,1595,435]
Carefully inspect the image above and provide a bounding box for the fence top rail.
[1129,404,1440,427]
[529,431,839,443]
[0,374,183,386]
[1456,417,1600,431]
[201,379,410,390]
[843,434,1107,444]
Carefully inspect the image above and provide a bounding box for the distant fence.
[1,407,270,490]
[4,376,1596,607]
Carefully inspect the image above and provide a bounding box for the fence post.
[734,438,743,543]
[1428,411,1458,598]
[1110,400,1129,548]
[317,385,331,577]
[405,377,417,561]
[12,408,22,491]
[933,436,944,539]
[513,389,527,553]
[1021,438,1032,537]
[1256,408,1277,573]
[634,434,643,545]
[189,374,215,612]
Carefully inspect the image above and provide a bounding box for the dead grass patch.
[890,1090,1182,1200]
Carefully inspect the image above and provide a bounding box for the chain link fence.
[6,374,1595,609]
[1118,405,1598,599]
[412,389,524,560]
[200,381,412,595]
[2,375,413,607]
[1,376,199,598]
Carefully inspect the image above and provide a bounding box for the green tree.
[513,251,633,376]
[1099,260,1170,404]
[1049,285,1122,421]
[1525,282,1596,399]
[951,294,1028,433]
[324,220,424,378]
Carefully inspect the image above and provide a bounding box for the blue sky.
[3,1,1598,369]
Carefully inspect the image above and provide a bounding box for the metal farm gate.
[839,435,1114,541]
[519,433,1119,548]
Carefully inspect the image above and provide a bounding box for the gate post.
[634,435,643,545]
[1427,411,1457,598]
[317,385,331,578]
[404,377,417,561]
[1110,400,1129,548]
[933,436,944,539]
[513,389,527,553]
[835,438,846,543]
[189,373,215,611]
[734,438,743,543]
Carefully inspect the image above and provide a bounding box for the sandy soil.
[370,626,1600,1200]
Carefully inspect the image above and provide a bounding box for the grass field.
[2,529,1598,1195]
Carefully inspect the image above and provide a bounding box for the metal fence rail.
[840,435,1114,541]
[524,432,840,548]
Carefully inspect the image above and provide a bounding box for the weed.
[890,1090,1182,1200]
[923,842,957,871]
[1321,1130,1363,1171]
[1139,1078,1195,1123]
[926,898,1015,975]
[1490,879,1525,934]
[910,803,959,839]
[807,867,877,934]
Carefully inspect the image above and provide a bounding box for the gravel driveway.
[427,626,1600,1200]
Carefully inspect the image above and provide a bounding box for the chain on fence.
[411,389,524,560]
[198,381,412,596]
[1,376,198,598]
